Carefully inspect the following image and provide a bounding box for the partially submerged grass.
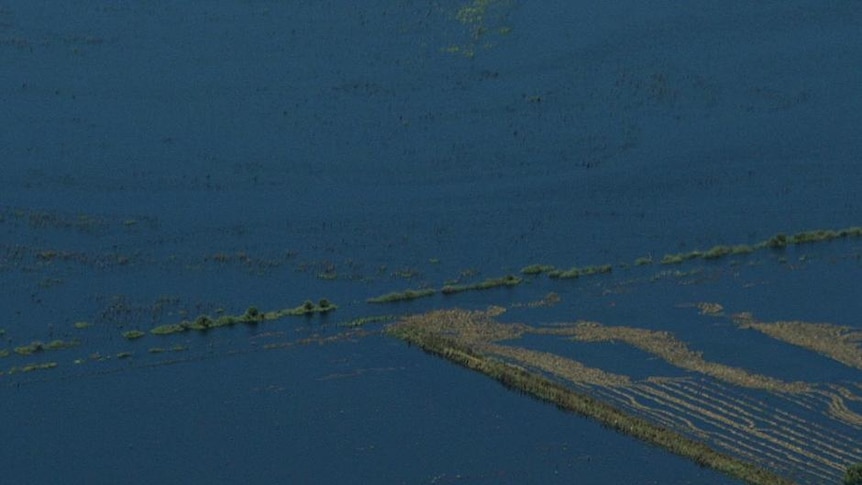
[441,274,522,295]
[790,229,840,244]
[7,361,58,374]
[703,245,733,260]
[122,330,146,340]
[657,225,862,266]
[548,264,612,279]
[147,300,338,337]
[656,226,862,267]
[634,256,653,266]
[367,288,436,304]
[660,251,702,265]
[150,323,187,336]
[732,312,862,370]
[285,299,337,316]
[520,264,556,275]
[45,339,77,351]
[14,339,78,355]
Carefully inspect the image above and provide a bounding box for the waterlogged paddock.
[4,1,862,483]
[2,215,862,483]
[388,304,862,484]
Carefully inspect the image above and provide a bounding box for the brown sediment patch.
[394,307,527,346]
[732,313,862,370]
[395,309,629,386]
[569,323,809,393]
[485,343,631,387]
[525,291,561,308]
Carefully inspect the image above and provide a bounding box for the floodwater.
[2,2,860,483]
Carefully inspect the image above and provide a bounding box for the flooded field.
[2,1,860,483]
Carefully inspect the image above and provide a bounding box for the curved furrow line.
[591,386,710,437]
[669,380,858,464]
[706,434,837,485]
[635,384,837,478]
[653,381,852,471]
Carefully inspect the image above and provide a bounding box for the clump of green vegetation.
[0,349,9,358]
[242,306,263,322]
[764,233,788,249]
[660,251,703,265]
[730,244,754,255]
[286,299,338,316]
[116,352,132,359]
[520,264,556,275]
[10,362,58,374]
[839,227,862,237]
[548,265,612,279]
[486,274,521,287]
[150,323,187,336]
[791,229,839,244]
[213,315,240,327]
[148,347,165,354]
[73,321,92,329]
[634,256,653,266]
[703,245,732,260]
[47,339,78,350]
[845,463,862,485]
[660,254,685,265]
[582,264,612,276]
[288,300,316,316]
[15,340,45,355]
[122,330,146,340]
[548,267,577,278]
[441,275,521,295]
[440,284,464,294]
[14,339,78,355]
[367,288,436,304]
[185,315,215,330]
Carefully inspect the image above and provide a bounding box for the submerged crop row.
[386,309,794,485]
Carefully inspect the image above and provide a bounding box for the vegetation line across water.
[364,224,862,305]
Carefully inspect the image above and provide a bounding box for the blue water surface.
[2,1,861,483]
